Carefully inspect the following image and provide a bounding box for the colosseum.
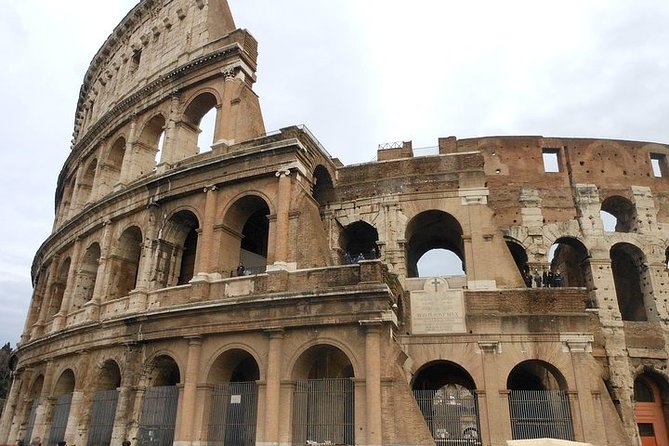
[2,1,669,446]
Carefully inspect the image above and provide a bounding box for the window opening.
[651,153,668,177]
[542,149,560,173]
[197,108,216,152]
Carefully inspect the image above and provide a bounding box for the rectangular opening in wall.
[542,148,561,173]
[650,153,668,177]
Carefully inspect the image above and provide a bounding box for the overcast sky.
[2,0,669,346]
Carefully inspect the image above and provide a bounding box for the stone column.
[270,170,292,269]
[0,372,24,443]
[215,69,238,146]
[177,337,203,445]
[158,94,182,170]
[478,341,510,443]
[64,352,91,446]
[264,329,284,446]
[53,239,83,331]
[363,322,383,446]
[196,186,219,275]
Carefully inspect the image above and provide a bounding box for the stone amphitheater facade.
[2,1,669,446]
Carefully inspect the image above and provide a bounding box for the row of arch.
[57,91,219,226]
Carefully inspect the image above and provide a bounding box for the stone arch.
[21,375,44,445]
[506,360,575,441]
[100,136,126,193]
[76,157,98,208]
[49,369,76,446]
[340,220,379,263]
[601,195,637,233]
[183,91,220,154]
[154,210,200,288]
[87,360,122,446]
[290,344,355,446]
[611,242,655,321]
[58,176,77,224]
[71,242,101,311]
[220,194,272,276]
[108,226,143,300]
[205,347,260,445]
[137,354,181,446]
[411,360,481,444]
[137,113,167,173]
[48,257,71,318]
[312,164,335,206]
[405,210,465,278]
[548,236,592,289]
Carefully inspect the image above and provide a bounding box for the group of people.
[523,268,563,288]
[342,249,379,265]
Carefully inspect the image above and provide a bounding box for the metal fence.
[508,390,574,441]
[23,399,39,445]
[208,381,258,446]
[87,389,119,446]
[47,394,73,446]
[137,386,179,446]
[413,388,481,445]
[292,378,354,446]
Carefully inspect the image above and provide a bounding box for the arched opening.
[137,114,166,175]
[138,356,180,446]
[412,361,481,444]
[506,239,530,286]
[635,373,669,446]
[48,369,76,446]
[406,211,465,278]
[292,345,354,445]
[72,243,101,311]
[87,361,122,446]
[184,92,218,154]
[154,211,199,288]
[222,195,270,276]
[48,258,71,318]
[109,227,142,300]
[611,243,654,321]
[507,360,574,441]
[102,137,126,193]
[547,237,591,289]
[313,165,335,206]
[665,246,669,269]
[601,195,637,233]
[58,177,76,224]
[21,376,44,445]
[340,220,379,263]
[207,350,260,446]
[76,158,98,208]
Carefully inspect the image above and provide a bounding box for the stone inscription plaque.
[411,278,466,334]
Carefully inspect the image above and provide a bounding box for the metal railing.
[292,378,354,446]
[137,386,179,446]
[508,390,575,441]
[208,381,258,446]
[413,389,481,446]
[87,389,119,446]
[47,394,73,446]
[22,399,39,445]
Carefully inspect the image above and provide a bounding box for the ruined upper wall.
[72,0,241,146]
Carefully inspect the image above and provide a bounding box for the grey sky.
[2,0,669,345]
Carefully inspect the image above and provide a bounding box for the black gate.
[413,388,481,445]
[23,399,39,444]
[292,378,354,446]
[509,390,575,440]
[87,389,119,446]
[47,394,73,446]
[137,386,179,446]
[208,381,258,446]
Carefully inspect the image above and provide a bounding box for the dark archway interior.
[601,195,637,233]
[313,165,335,206]
[611,243,646,321]
[342,221,379,260]
[506,240,529,276]
[412,361,476,391]
[551,237,590,288]
[150,356,181,387]
[507,361,565,391]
